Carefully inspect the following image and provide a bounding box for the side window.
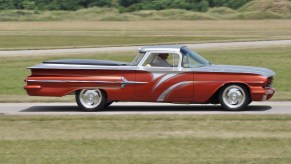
[143,53,180,67]
[182,53,201,68]
[168,54,180,67]
[142,53,157,66]
[182,54,190,68]
[131,52,145,66]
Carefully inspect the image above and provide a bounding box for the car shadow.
[21,105,272,113]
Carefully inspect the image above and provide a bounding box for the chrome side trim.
[120,77,148,88]
[27,77,147,88]
[28,80,121,83]
[193,65,276,78]
[28,64,140,70]
[157,81,193,101]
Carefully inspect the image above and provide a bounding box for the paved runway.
[0,101,290,115]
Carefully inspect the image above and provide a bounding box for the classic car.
[24,45,275,111]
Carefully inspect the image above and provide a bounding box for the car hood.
[195,65,276,77]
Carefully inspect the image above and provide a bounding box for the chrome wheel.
[79,89,102,109]
[219,85,249,111]
[76,89,106,111]
[222,85,245,108]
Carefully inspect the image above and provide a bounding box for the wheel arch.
[66,87,108,97]
[208,82,252,104]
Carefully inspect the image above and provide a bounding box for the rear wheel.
[76,89,106,112]
[219,84,250,111]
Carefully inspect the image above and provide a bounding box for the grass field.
[0,45,290,102]
[0,35,239,50]
[0,115,291,163]
[0,20,291,49]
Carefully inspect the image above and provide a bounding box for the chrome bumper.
[262,87,276,101]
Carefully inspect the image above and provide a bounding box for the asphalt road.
[0,101,290,115]
[1,39,291,56]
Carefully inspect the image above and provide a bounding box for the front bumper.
[262,87,276,101]
[251,87,275,101]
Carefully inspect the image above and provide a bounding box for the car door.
[135,51,194,102]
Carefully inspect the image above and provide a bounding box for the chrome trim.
[265,88,275,95]
[157,81,193,101]
[192,80,266,85]
[139,51,183,68]
[139,45,184,53]
[27,77,147,88]
[120,77,148,88]
[28,80,122,83]
[137,51,150,67]
[79,89,102,109]
[193,65,276,78]
[222,85,246,108]
[28,64,140,70]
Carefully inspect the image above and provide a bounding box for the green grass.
[0,35,240,50]
[0,115,291,163]
[1,20,291,50]
[0,45,290,101]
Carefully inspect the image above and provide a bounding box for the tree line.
[0,0,252,12]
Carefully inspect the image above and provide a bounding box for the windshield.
[130,52,145,66]
[180,47,210,68]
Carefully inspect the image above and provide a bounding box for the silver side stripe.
[153,73,179,91]
[157,81,193,101]
[27,77,147,88]
[152,73,165,80]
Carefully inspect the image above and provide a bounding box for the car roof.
[139,45,186,53]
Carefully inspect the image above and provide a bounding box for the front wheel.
[104,101,113,108]
[219,84,250,111]
[76,89,106,112]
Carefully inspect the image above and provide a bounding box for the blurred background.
[0,0,290,102]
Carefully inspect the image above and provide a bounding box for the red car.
[24,45,275,111]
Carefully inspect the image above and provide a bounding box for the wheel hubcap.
[79,89,102,109]
[222,85,246,108]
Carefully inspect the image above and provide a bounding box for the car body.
[24,45,275,111]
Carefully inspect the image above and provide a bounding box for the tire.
[218,84,250,111]
[104,101,113,108]
[76,89,106,112]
